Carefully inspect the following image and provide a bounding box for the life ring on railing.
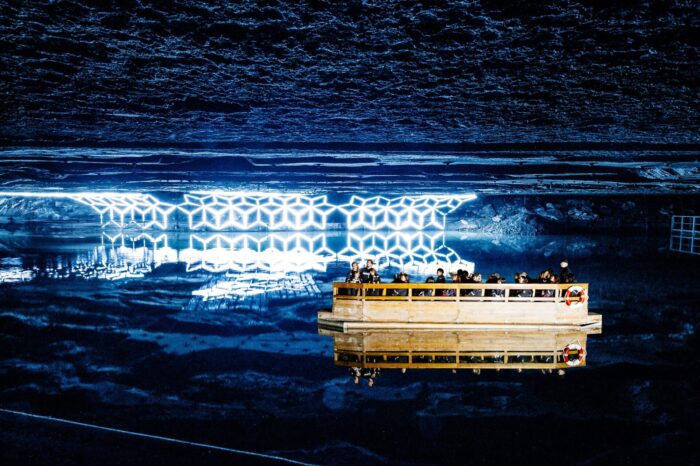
[563,343,586,366]
[564,285,587,307]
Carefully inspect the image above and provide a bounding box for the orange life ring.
[563,343,586,366]
[565,285,587,306]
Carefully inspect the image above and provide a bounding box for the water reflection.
[0,231,474,282]
[321,327,601,385]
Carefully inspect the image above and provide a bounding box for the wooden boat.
[318,282,601,331]
[320,326,599,371]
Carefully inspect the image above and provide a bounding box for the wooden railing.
[335,350,570,369]
[332,282,588,304]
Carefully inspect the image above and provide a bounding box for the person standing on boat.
[346,261,361,283]
[391,272,410,296]
[343,261,361,296]
[558,259,575,284]
[367,268,382,296]
[360,259,375,283]
[514,272,533,298]
[435,268,448,296]
[468,272,483,296]
[436,268,446,283]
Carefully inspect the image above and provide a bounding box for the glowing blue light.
[0,191,477,231]
[192,272,320,301]
[338,194,476,230]
[337,232,474,274]
[181,233,335,273]
[74,194,176,229]
[178,193,335,231]
[0,232,475,281]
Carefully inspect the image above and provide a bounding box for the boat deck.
[319,282,601,330]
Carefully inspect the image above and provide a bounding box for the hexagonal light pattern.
[337,232,474,275]
[0,191,476,231]
[180,233,335,273]
[0,232,475,283]
[73,194,177,229]
[338,194,476,230]
[178,193,335,231]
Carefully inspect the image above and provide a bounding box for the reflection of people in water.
[349,367,380,386]
[349,367,361,384]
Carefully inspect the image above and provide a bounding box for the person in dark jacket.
[468,272,483,297]
[391,272,409,296]
[514,272,533,298]
[367,268,382,296]
[436,268,446,283]
[360,259,375,283]
[485,273,505,297]
[558,259,575,284]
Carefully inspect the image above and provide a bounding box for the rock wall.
[1,1,698,144]
[451,195,700,235]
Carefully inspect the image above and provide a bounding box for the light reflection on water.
[0,231,474,283]
[0,227,697,463]
[324,327,600,382]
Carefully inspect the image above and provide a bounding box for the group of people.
[345,259,576,297]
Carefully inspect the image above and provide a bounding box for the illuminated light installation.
[73,193,177,229]
[34,233,175,281]
[0,192,477,231]
[180,233,335,273]
[178,193,335,231]
[0,232,473,283]
[192,272,320,301]
[0,258,34,283]
[102,232,178,268]
[338,194,476,230]
[337,232,474,275]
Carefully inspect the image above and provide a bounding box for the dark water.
[1,228,699,464]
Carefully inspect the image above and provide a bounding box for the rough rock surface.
[451,195,699,235]
[1,0,699,144]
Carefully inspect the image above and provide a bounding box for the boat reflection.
[320,327,600,384]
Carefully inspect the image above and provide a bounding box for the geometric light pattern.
[73,193,177,229]
[180,233,334,273]
[178,192,335,231]
[670,215,700,255]
[1,232,475,282]
[0,191,477,231]
[337,232,474,275]
[338,194,476,230]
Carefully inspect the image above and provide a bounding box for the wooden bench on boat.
[318,282,601,330]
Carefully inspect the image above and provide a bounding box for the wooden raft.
[318,282,601,330]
